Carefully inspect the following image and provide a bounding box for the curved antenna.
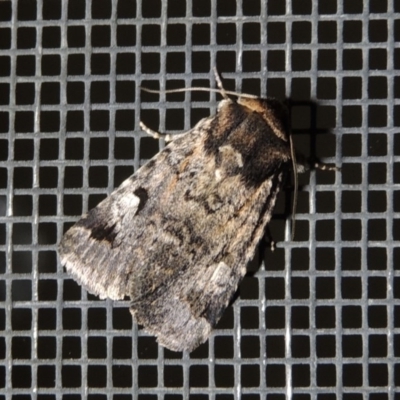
[140,86,258,100]
[289,135,298,241]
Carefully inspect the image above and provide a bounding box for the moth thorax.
[237,97,289,142]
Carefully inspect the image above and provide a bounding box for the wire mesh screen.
[0,0,399,398]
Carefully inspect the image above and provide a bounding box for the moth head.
[237,97,290,142]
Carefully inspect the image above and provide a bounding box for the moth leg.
[312,162,341,172]
[264,226,276,252]
[139,121,174,142]
[295,153,340,173]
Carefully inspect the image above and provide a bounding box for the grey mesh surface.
[0,0,399,399]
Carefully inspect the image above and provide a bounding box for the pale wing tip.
[152,323,211,352]
[59,230,127,301]
[131,304,212,352]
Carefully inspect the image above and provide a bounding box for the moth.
[59,72,337,352]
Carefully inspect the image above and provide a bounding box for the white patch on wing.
[218,145,244,168]
[115,192,140,217]
[210,261,231,286]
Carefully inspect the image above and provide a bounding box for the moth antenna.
[212,67,229,100]
[140,86,258,100]
[289,135,298,241]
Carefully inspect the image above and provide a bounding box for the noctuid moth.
[59,71,338,352]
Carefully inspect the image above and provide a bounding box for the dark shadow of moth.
[59,70,338,352]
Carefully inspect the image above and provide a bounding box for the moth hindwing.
[59,93,296,352]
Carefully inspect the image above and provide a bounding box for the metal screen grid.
[0,0,399,398]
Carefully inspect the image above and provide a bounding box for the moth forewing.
[59,82,335,352]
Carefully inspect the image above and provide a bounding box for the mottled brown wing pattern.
[59,97,292,351]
